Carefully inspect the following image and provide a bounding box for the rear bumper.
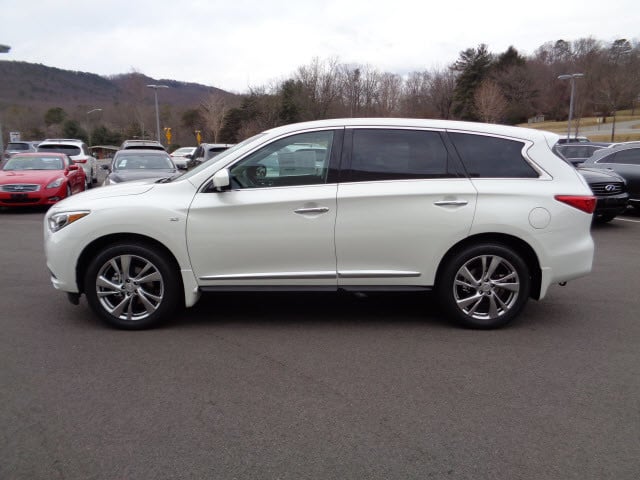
[594,194,629,216]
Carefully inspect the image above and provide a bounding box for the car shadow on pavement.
[173,291,453,330]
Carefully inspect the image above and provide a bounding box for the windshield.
[114,153,174,170]
[4,155,64,171]
[176,133,268,182]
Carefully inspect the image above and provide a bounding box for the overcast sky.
[1,0,637,93]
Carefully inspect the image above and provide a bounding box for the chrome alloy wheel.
[95,254,164,321]
[453,254,520,321]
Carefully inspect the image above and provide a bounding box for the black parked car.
[580,144,640,212]
[555,146,628,222]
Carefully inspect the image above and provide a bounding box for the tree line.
[5,37,639,149]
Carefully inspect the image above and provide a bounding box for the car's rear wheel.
[84,243,181,329]
[437,243,531,329]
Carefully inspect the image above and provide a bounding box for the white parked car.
[38,138,98,188]
[170,146,196,169]
[44,118,596,330]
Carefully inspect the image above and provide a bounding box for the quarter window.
[449,133,538,178]
[348,129,450,181]
[229,131,334,188]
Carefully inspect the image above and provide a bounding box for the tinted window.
[606,149,640,165]
[349,129,449,181]
[7,142,30,151]
[229,131,334,188]
[449,133,537,178]
[38,144,81,156]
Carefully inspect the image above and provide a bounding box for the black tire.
[437,243,531,329]
[84,243,181,329]
[66,185,72,198]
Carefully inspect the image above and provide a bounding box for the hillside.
[0,60,233,108]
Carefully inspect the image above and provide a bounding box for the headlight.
[46,178,64,189]
[48,211,90,233]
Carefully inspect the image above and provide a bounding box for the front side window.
[449,133,538,178]
[348,129,449,181]
[228,131,334,188]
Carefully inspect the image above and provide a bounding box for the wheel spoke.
[457,292,483,310]
[96,275,122,293]
[136,270,162,284]
[109,295,131,318]
[138,290,160,313]
[459,266,480,287]
[120,255,132,281]
[485,256,502,279]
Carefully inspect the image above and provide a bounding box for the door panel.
[335,179,476,286]
[187,185,338,287]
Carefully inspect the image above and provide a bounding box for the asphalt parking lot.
[1,206,639,480]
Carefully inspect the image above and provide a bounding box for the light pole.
[146,84,169,143]
[558,73,584,140]
[86,108,102,146]
[0,44,10,156]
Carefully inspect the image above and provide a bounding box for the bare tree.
[200,91,237,143]
[474,79,508,123]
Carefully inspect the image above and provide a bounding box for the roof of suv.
[39,138,84,145]
[120,140,166,151]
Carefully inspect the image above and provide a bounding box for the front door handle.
[434,200,469,206]
[294,207,329,215]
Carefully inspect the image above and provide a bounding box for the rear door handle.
[294,207,329,214]
[434,200,468,206]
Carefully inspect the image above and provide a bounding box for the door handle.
[294,207,329,214]
[434,200,468,206]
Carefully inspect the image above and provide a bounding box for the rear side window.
[348,129,450,181]
[449,133,538,178]
[38,144,81,156]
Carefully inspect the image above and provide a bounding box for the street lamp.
[146,84,169,143]
[86,108,102,146]
[0,44,10,155]
[558,73,584,140]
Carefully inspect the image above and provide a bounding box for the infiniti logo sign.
[604,184,617,192]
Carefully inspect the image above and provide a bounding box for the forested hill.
[0,60,232,108]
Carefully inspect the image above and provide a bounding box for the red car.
[0,152,86,207]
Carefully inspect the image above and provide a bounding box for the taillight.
[555,195,597,214]
[74,159,87,164]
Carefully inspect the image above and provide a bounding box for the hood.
[108,169,176,183]
[52,181,156,210]
[0,169,66,185]
[577,167,625,183]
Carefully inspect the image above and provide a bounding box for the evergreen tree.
[451,44,493,120]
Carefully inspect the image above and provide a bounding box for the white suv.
[37,139,98,188]
[44,119,596,329]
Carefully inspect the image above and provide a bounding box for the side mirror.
[212,169,230,191]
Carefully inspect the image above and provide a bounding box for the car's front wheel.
[84,243,181,329]
[437,243,531,329]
